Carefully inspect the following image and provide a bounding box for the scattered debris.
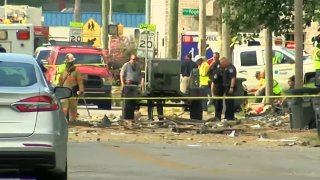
[229,130,237,137]
[257,136,298,143]
[100,115,112,127]
[251,124,261,129]
[70,106,318,148]
[110,132,126,136]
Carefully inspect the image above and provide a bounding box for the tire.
[122,100,136,119]
[37,162,67,180]
[189,100,203,120]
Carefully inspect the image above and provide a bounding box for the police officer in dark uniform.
[220,57,237,120]
[210,53,224,121]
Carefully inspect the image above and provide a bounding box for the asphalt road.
[68,142,320,180]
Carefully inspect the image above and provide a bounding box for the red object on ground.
[255,107,263,114]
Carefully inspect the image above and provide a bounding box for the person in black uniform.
[210,53,224,121]
[180,53,198,93]
[220,57,237,120]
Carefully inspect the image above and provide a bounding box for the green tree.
[217,0,320,99]
[218,0,320,35]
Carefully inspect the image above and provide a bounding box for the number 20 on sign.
[138,32,154,49]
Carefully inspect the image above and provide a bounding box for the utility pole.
[74,0,81,22]
[294,0,303,88]
[199,0,206,57]
[265,28,273,104]
[109,0,113,23]
[218,6,223,53]
[102,0,109,50]
[167,0,179,58]
[221,7,231,59]
[145,0,151,24]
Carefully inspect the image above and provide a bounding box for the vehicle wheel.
[189,100,203,120]
[122,99,136,119]
[36,162,67,180]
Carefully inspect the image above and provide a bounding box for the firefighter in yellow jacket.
[59,53,84,121]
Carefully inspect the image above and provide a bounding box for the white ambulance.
[0,24,35,55]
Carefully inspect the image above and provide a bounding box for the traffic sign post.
[139,24,156,32]
[69,21,83,43]
[82,18,101,47]
[69,28,82,42]
[182,8,199,16]
[137,30,155,59]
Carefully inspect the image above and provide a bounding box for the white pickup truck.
[233,46,314,91]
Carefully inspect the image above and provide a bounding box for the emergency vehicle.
[0,24,35,55]
[0,5,49,55]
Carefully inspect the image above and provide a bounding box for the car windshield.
[0,62,37,87]
[57,53,104,65]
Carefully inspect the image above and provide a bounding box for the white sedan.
[0,53,71,180]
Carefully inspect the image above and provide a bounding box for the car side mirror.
[54,87,72,99]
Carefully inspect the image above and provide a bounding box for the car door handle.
[239,70,247,73]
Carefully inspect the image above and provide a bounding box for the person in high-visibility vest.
[54,63,66,85]
[59,53,84,122]
[312,35,320,70]
[254,70,282,103]
[272,51,283,64]
[193,55,211,116]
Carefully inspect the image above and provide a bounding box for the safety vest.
[259,78,265,87]
[54,64,66,85]
[260,78,281,95]
[313,47,320,70]
[272,56,281,64]
[273,80,282,95]
[199,61,210,86]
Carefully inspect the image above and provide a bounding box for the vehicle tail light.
[274,39,283,46]
[16,30,30,40]
[286,42,295,49]
[182,35,193,43]
[12,96,59,112]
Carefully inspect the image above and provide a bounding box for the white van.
[0,24,35,55]
[233,46,314,90]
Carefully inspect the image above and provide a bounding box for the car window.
[274,50,294,64]
[35,50,51,62]
[0,62,37,87]
[56,53,104,65]
[240,51,258,66]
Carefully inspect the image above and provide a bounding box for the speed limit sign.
[69,28,82,42]
[137,30,155,58]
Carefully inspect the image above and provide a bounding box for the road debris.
[229,130,237,137]
[70,105,319,148]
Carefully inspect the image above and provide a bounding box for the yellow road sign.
[82,18,101,47]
